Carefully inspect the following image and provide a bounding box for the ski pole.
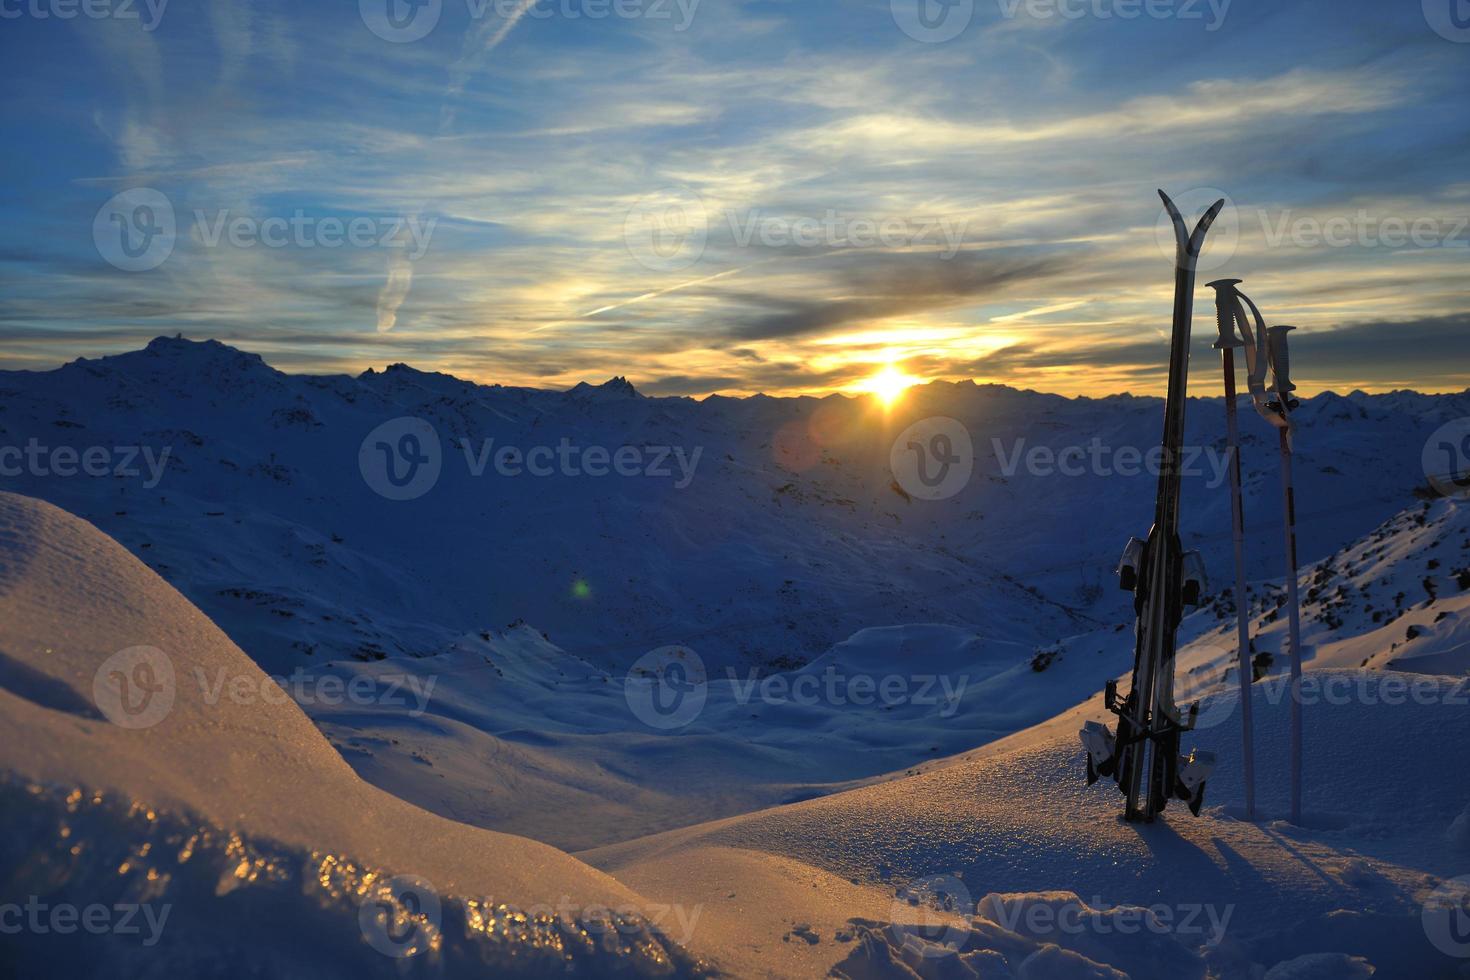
[1206,279,1256,821]
[1266,324,1304,825]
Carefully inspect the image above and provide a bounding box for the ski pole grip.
[1206,279,1245,350]
[1267,325,1298,395]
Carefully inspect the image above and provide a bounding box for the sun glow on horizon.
[859,366,920,406]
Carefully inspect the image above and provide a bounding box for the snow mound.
[974,892,1207,979]
[832,892,1210,979]
[0,492,708,976]
[1262,952,1374,979]
[1450,803,1470,851]
[589,665,1470,976]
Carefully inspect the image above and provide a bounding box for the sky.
[0,0,1467,397]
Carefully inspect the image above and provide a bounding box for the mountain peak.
[568,376,640,399]
[70,335,276,382]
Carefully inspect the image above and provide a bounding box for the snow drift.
[0,491,708,977]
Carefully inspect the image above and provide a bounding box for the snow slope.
[0,491,708,977]
[584,665,1470,979]
[1025,496,1470,747]
[277,495,1470,853]
[307,623,1105,850]
[565,501,1470,977]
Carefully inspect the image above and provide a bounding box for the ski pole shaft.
[1206,278,1257,819]
[1266,323,1304,824]
[1222,349,1257,820]
[1279,426,1303,824]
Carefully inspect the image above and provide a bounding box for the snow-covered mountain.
[2,332,1468,976]
[0,335,1462,683]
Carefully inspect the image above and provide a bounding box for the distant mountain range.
[0,335,1464,674]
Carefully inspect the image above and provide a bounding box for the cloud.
[375,250,415,333]
[721,250,1065,342]
[441,0,540,132]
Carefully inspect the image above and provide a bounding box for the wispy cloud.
[376,250,414,333]
[2,0,1464,395]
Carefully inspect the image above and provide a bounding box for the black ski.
[1081,190,1223,822]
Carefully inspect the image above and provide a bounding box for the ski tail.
[1175,749,1216,816]
[1080,721,1117,786]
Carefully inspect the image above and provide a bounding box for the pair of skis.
[1080,191,1307,823]
[1080,191,1223,822]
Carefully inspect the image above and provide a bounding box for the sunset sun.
[861,366,919,406]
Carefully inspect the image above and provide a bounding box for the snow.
[1262,953,1375,980]
[0,492,709,977]
[585,665,1470,977]
[3,337,1469,977]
